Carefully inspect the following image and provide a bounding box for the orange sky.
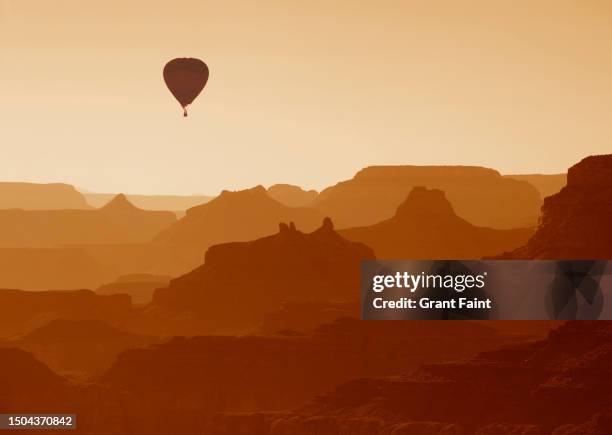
[1,0,611,195]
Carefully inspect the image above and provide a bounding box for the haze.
[1,0,611,195]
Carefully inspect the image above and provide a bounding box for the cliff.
[500,155,612,259]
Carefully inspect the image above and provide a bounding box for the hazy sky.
[1,0,611,195]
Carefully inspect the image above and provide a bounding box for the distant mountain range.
[0,194,176,248]
[82,192,212,212]
[0,182,91,209]
[314,165,544,229]
[0,188,327,289]
[1,183,318,213]
[0,161,592,292]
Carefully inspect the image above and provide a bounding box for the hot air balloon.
[163,58,209,117]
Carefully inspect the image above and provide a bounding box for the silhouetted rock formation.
[152,186,324,275]
[146,218,373,334]
[341,186,533,259]
[504,173,567,200]
[96,273,171,304]
[314,165,542,229]
[267,184,318,207]
[6,319,159,377]
[0,194,176,248]
[208,322,612,434]
[0,289,132,338]
[0,182,91,210]
[83,192,212,211]
[499,155,612,259]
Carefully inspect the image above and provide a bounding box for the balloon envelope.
[163,58,209,116]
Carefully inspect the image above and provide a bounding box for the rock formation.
[267,184,318,207]
[499,155,612,259]
[147,218,373,334]
[83,192,212,211]
[341,186,533,259]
